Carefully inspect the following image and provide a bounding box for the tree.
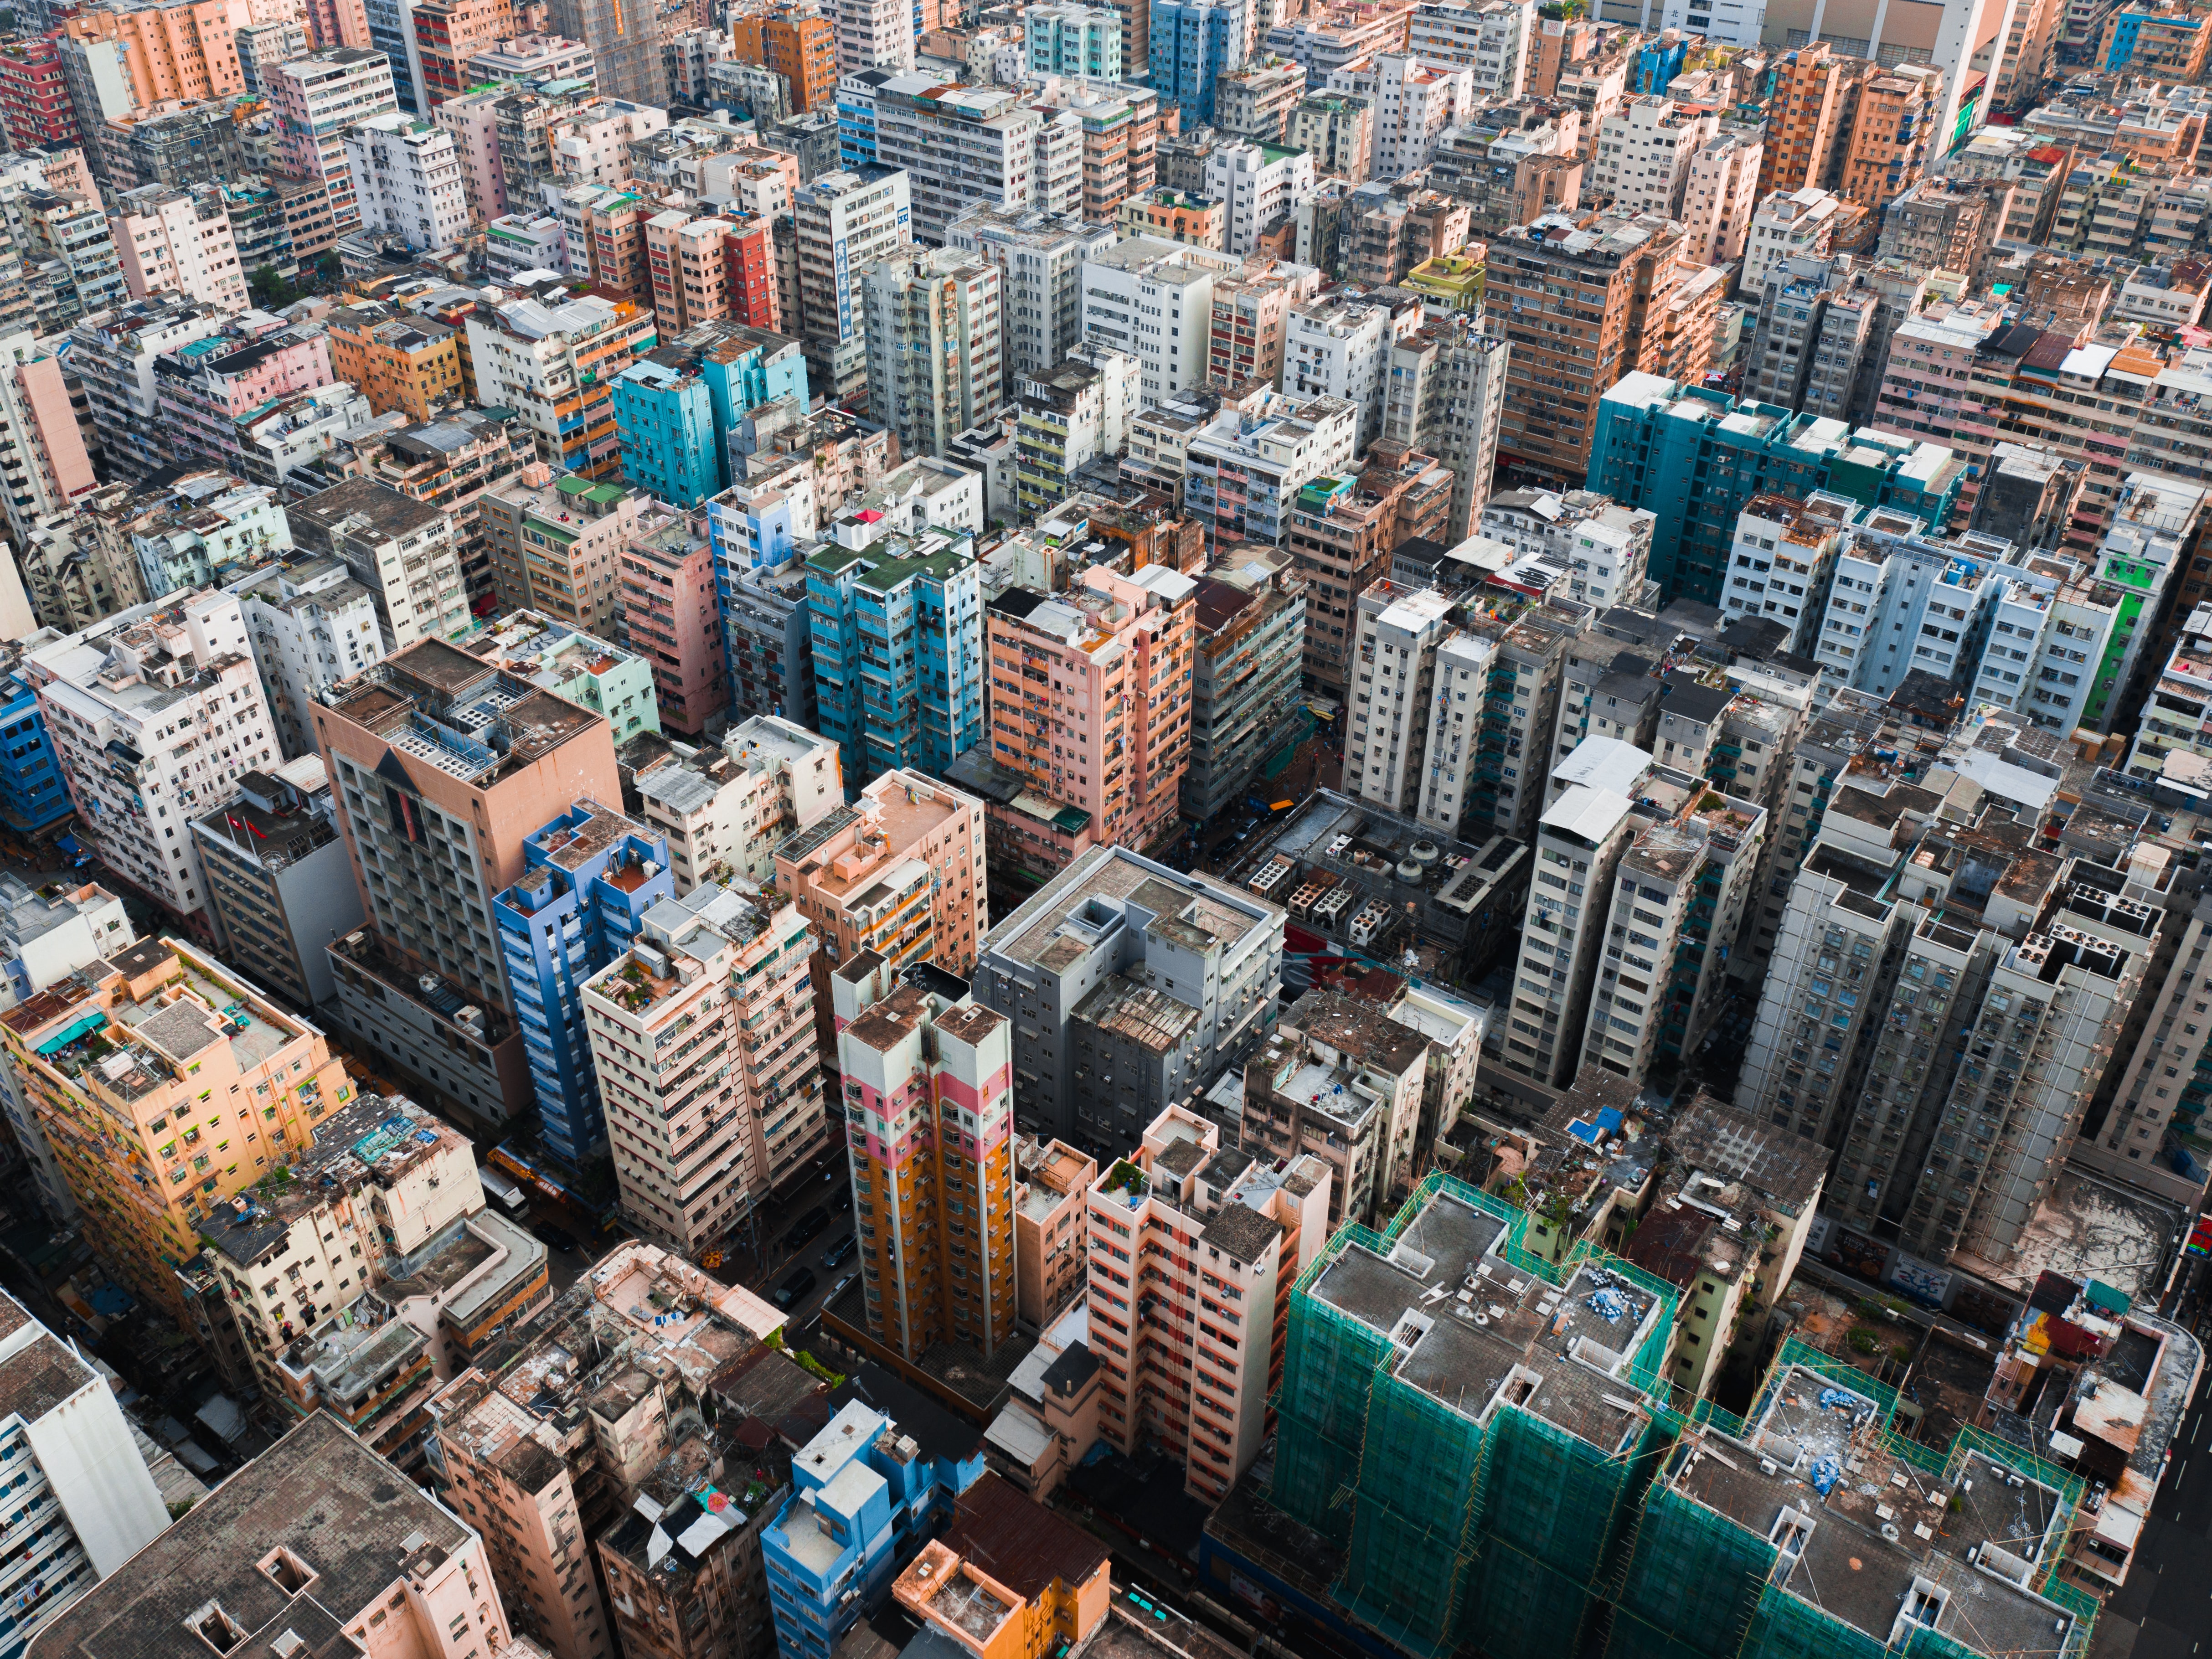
[248,265,294,309]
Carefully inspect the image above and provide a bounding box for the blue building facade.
[700,330,808,431]
[616,326,812,508]
[614,358,722,507]
[0,669,70,837]
[837,70,891,170]
[1150,0,1246,127]
[1588,371,1967,606]
[763,1400,985,1659]
[806,528,985,797]
[491,802,673,1165]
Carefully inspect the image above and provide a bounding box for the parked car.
[828,1182,853,1213]
[822,1233,856,1269]
[773,1268,818,1310]
[830,1272,859,1304]
[783,1207,830,1249]
[532,1223,580,1255]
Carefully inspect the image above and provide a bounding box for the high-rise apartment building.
[774,767,988,1068]
[971,845,1283,1141]
[1086,1103,1328,1500]
[464,281,658,477]
[0,933,354,1319]
[1485,209,1686,484]
[479,461,654,634]
[832,947,1015,1359]
[0,37,77,151]
[22,589,279,923]
[871,76,1051,246]
[945,205,1118,385]
[789,166,913,406]
[109,180,248,312]
[0,1288,170,1648]
[633,715,841,890]
[1185,545,1306,821]
[1027,3,1123,77]
[1185,386,1362,549]
[806,525,985,785]
[66,291,227,482]
[1285,445,1453,690]
[289,474,473,649]
[412,0,520,105]
[314,636,623,1129]
[1756,41,1858,201]
[1838,64,1940,215]
[732,6,837,111]
[61,1,249,108]
[266,47,402,253]
[617,515,725,736]
[0,331,96,547]
[1078,236,1232,406]
[542,0,665,103]
[1591,94,1716,219]
[492,800,671,1165]
[1149,0,1249,128]
[191,757,367,1009]
[980,565,1196,866]
[1588,372,1965,607]
[582,878,823,1251]
[345,111,469,250]
[838,0,916,73]
[860,246,1004,459]
[0,873,129,1216]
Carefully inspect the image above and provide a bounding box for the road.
[2091,1379,2212,1659]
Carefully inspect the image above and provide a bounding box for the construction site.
[1253,1171,2104,1659]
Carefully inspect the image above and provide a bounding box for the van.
[479,1168,529,1215]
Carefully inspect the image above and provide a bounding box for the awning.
[34,1012,106,1054]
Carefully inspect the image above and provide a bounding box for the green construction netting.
[1615,1477,1778,1654]
[1340,1364,1487,1650]
[1739,1584,1890,1659]
[1461,1539,1597,1659]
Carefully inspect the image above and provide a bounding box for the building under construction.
[1259,1171,2104,1659]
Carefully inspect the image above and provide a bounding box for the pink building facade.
[619,515,726,735]
[157,324,337,469]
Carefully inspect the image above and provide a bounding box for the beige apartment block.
[28,1413,531,1659]
[634,714,842,891]
[1239,988,1428,1230]
[428,1240,791,1659]
[583,880,825,1253]
[982,564,1198,865]
[1086,1104,1329,1502]
[481,461,658,636]
[776,768,988,1063]
[0,936,353,1325]
[189,1091,483,1392]
[1015,1135,1095,1328]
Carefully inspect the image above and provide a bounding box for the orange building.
[0,937,356,1324]
[326,300,467,418]
[732,7,836,112]
[981,564,1196,864]
[894,1511,1109,1659]
[831,948,1016,1365]
[1757,41,1860,202]
[413,0,516,104]
[1837,63,1941,215]
[63,0,247,107]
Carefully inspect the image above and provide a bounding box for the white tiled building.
[1328,52,1473,180]
[22,589,280,923]
[344,113,470,252]
[1284,299,1390,446]
[110,183,247,313]
[1345,581,1456,816]
[633,715,842,891]
[1591,95,1717,220]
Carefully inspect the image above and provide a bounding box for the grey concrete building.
[190,758,366,1011]
[971,846,1284,1147]
[1185,546,1308,821]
